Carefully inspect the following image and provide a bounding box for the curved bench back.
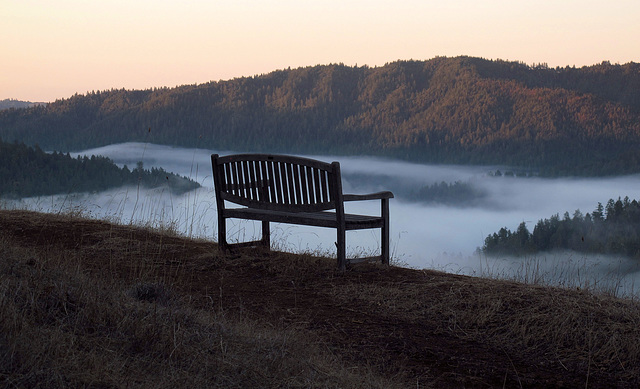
[211,154,342,213]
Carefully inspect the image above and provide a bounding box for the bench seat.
[224,208,386,230]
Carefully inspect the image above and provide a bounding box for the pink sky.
[2,0,639,102]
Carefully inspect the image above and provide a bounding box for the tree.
[514,221,532,252]
[593,202,604,222]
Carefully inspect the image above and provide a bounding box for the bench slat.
[306,166,315,204]
[248,160,258,201]
[235,161,242,198]
[259,159,269,202]
[320,169,328,203]
[224,162,232,193]
[278,162,291,205]
[282,162,290,204]
[230,161,236,196]
[240,160,248,199]
[291,165,298,205]
[232,161,241,197]
[272,160,282,204]
[313,167,322,205]
[266,160,277,204]
[299,165,308,205]
[285,163,295,206]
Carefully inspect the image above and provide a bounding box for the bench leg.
[382,198,390,265]
[218,215,228,252]
[337,225,346,271]
[261,220,270,250]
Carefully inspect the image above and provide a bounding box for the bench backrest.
[211,154,343,213]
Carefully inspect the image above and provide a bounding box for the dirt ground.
[2,209,636,388]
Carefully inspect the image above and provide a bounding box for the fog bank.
[13,142,639,296]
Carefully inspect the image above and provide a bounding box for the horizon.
[3,0,639,103]
[3,57,638,105]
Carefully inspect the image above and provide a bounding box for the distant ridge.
[0,98,47,110]
[1,56,639,176]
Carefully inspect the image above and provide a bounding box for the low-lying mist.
[8,142,640,297]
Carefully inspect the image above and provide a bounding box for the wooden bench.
[211,154,394,270]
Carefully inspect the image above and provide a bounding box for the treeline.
[482,197,640,258]
[411,181,486,206]
[0,140,199,198]
[1,57,640,176]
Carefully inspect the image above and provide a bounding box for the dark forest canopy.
[0,140,199,198]
[1,57,640,176]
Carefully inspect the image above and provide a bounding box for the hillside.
[2,209,640,388]
[0,140,199,198]
[1,57,640,175]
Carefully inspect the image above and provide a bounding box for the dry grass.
[0,214,398,388]
[329,273,640,385]
[2,209,640,388]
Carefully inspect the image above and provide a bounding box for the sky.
[2,0,639,102]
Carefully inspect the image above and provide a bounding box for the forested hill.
[0,140,199,198]
[2,56,640,176]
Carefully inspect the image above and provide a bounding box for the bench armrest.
[343,191,394,202]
